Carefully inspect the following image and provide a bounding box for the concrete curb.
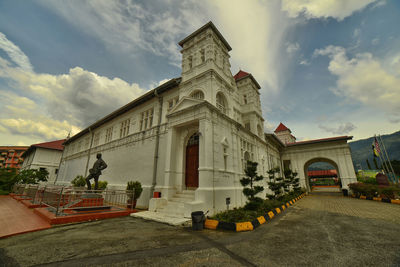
[204,193,306,232]
[351,195,400,205]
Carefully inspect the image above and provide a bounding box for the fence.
[38,185,135,216]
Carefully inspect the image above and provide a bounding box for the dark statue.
[86,153,107,190]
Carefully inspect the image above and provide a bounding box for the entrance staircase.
[155,190,195,218]
[131,190,198,226]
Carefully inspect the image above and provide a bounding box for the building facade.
[57,22,357,216]
[21,140,65,182]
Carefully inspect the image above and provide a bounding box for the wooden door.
[185,144,199,188]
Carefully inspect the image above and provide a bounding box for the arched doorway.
[185,132,199,188]
[304,158,341,192]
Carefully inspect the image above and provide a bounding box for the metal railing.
[31,185,137,216]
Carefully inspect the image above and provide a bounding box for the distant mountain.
[349,131,400,170]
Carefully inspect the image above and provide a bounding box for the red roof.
[32,139,65,151]
[274,123,289,133]
[233,70,261,89]
[233,70,250,80]
[286,136,353,146]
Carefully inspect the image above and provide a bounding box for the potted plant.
[126,181,142,209]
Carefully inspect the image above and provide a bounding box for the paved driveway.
[1,193,399,266]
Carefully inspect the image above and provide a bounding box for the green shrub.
[0,168,18,194]
[71,175,86,187]
[380,185,400,199]
[240,161,264,207]
[211,191,303,223]
[14,169,48,184]
[126,181,143,200]
[97,180,108,190]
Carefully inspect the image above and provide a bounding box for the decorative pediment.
[168,96,204,114]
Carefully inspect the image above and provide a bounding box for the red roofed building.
[274,123,296,144]
[21,139,65,182]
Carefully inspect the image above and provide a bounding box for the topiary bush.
[240,161,264,210]
[71,175,86,187]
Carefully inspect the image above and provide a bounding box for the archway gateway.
[304,158,341,192]
[185,132,199,188]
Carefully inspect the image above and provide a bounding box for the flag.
[372,137,380,157]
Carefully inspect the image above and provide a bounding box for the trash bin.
[342,189,348,196]
[191,211,205,230]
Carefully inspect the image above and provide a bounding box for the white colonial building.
[57,22,356,217]
[21,139,65,182]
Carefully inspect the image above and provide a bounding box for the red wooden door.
[185,144,199,188]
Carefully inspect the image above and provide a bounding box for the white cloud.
[205,0,291,92]
[286,42,300,54]
[39,0,207,66]
[314,45,400,120]
[0,118,80,140]
[299,60,310,65]
[41,0,294,95]
[281,0,379,21]
[319,122,356,135]
[0,33,146,142]
[0,32,33,72]
[371,38,380,45]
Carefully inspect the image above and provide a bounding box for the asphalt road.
[1,193,400,266]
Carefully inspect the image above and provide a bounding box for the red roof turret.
[274,123,290,133]
[233,70,250,80]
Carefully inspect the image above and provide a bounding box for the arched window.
[216,92,227,114]
[187,132,200,146]
[190,90,204,100]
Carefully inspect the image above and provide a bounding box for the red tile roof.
[286,136,353,146]
[274,123,289,133]
[22,139,65,158]
[233,70,261,89]
[233,70,250,80]
[33,139,65,151]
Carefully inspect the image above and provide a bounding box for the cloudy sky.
[0,0,399,146]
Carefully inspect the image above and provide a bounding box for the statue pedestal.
[78,193,104,207]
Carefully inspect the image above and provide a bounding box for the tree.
[0,167,18,194]
[284,169,301,193]
[266,167,284,200]
[14,169,49,184]
[240,161,264,209]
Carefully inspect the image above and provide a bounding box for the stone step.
[170,197,194,203]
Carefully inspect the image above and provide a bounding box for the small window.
[216,92,227,114]
[190,90,204,100]
[188,56,193,69]
[243,94,247,104]
[167,97,179,111]
[120,119,130,138]
[55,169,58,174]
[105,127,113,143]
[93,132,100,146]
[140,108,154,131]
[200,49,205,63]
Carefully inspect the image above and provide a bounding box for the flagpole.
[374,135,388,174]
[379,134,397,183]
